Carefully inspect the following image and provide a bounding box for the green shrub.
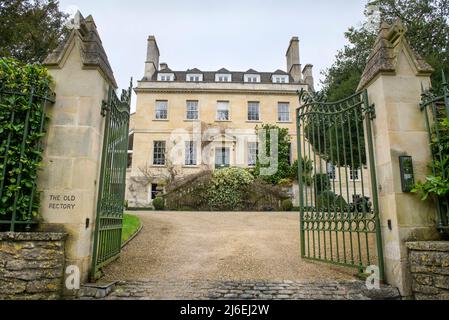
[281,199,293,211]
[316,190,348,210]
[314,173,331,195]
[207,167,254,211]
[153,197,165,211]
[0,58,53,228]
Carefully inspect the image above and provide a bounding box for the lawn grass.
[121,214,141,244]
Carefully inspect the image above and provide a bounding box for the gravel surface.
[102,211,359,282]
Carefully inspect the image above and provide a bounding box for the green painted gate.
[296,89,384,279]
[91,83,132,280]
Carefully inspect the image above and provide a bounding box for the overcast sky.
[58,0,368,110]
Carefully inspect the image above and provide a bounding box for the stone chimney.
[160,63,168,70]
[286,37,302,83]
[144,35,160,79]
[302,64,314,91]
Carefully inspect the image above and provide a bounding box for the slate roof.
[159,67,173,73]
[273,69,289,75]
[216,68,231,74]
[44,12,117,88]
[145,71,294,84]
[186,68,202,73]
[246,69,259,74]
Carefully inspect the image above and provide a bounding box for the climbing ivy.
[0,58,53,228]
[413,119,449,201]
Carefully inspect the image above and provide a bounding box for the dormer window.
[215,69,232,82]
[272,75,289,84]
[187,74,203,82]
[216,74,231,82]
[157,73,175,82]
[244,75,261,83]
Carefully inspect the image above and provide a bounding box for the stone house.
[126,36,369,208]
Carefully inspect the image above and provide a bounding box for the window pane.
[327,162,336,180]
[155,101,168,119]
[185,141,197,166]
[215,148,230,168]
[248,142,258,167]
[186,101,199,120]
[248,102,260,121]
[278,103,290,122]
[153,141,166,165]
[350,168,359,180]
[217,102,230,120]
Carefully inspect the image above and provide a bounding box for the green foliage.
[314,173,331,196]
[0,58,53,225]
[413,119,449,201]
[316,190,348,211]
[153,197,165,211]
[291,157,314,186]
[207,167,255,211]
[322,0,449,98]
[253,124,293,185]
[281,199,293,212]
[304,114,367,168]
[165,169,289,211]
[0,0,68,63]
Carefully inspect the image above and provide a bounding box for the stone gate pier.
[40,12,118,290]
[358,20,442,298]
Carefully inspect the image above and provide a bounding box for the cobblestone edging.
[407,241,449,300]
[79,280,400,300]
[0,232,67,300]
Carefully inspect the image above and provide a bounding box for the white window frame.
[272,75,289,84]
[216,101,230,121]
[244,74,261,83]
[327,162,337,180]
[215,147,231,168]
[185,141,197,166]
[215,74,232,82]
[248,102,260,121]
[248,142,258,167]
[155,100,168,120]
[153,141,166,166]
[278,102,290,122]
[350,168,361,181]
[157,73,175,82]
[186,100,199,120]
[186,74,203,82]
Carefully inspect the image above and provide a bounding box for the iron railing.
[0,82,55,232]
[420,73,449,233]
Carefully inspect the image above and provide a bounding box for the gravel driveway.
[102,211,357,282]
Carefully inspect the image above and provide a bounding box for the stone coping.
[0,232,68,241]
[406,241,449,252]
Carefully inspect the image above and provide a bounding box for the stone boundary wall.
[407,241,449,300]
[0,232,67,300]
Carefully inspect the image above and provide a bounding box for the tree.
[0,0,68,63]
[303,110,367,169]
[253,124,293,185]
[321,0,449,99]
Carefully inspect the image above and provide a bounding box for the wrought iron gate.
[296,89,384,279]
[91,83,132,280]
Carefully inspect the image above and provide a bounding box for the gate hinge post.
[368,103,376,120]
[101,100,109,117]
